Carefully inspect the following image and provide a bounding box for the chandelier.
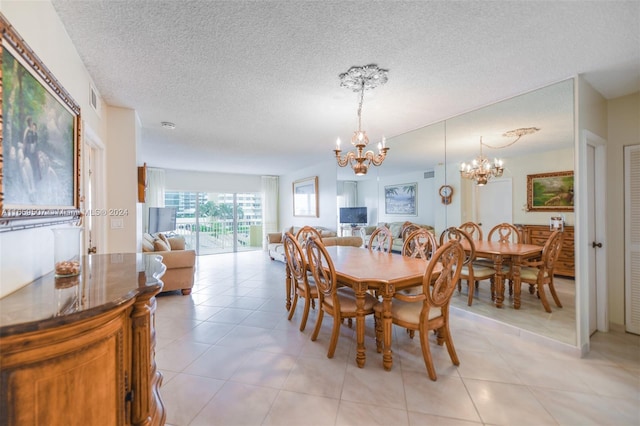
[334,64,389,176]
[460,127,539,186]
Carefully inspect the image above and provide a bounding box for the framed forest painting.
[527,171,574,212]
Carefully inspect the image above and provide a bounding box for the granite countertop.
[0,253,165,336]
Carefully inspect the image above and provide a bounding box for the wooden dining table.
[464,240,543,309]
[288,245,438,371]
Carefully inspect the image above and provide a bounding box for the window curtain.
[261,176,279,249]
[143,168,166,232]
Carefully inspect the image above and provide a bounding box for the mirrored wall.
[337,79,576,345]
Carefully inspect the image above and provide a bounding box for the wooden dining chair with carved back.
[283,232,318,332]
[486,222,522,295]
[401,222,422,242]
[374,239,465,381]
[516,229,564,313]
[401,228,440,337]
[440,227,496,306]
[306,235,379,358]
[295,226,323,247]
[459,222,483,242]
[368,226,394,254]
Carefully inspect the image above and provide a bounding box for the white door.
[475,178,513,235]
[584,131,608,335]
[625,144,640,335]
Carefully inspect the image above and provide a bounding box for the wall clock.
[439,184,453,205]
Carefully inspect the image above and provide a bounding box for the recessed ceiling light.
[161,121,176,130]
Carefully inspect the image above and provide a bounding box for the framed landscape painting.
[0,15,81,223]
[527,171,574,212]
[293,176,318,217]
[385,182,417,215]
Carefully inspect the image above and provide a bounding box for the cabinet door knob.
[591,241,603,248]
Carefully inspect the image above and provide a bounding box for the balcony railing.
[173,217,263,254]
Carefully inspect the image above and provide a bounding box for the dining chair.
[460,221,483,241]
[374,240,465,381]
[306,235,379,358]
[401,222,422,242]
[516,229,564,313]
[283,232,318,332]
[440,227,496,306]
[402,228,439,260]
[486,222,522,294]
[295,225,323,247]
[368,226,393,253]
[401,228,440,336]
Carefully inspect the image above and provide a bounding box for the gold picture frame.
[0,14,81,226]
[293,176,318,217]
[527,171,574,212]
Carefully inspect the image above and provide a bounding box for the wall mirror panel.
[337,78,576,346]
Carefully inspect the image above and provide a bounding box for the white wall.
[0,2,107,297]
[164,169,262,193]
[279,159,338,232]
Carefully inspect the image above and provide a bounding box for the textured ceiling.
[50,1,640,176]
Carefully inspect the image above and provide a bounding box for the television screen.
[148,207,177,234]
[339,207,367,225]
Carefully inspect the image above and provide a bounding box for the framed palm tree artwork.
[384,183,417,215]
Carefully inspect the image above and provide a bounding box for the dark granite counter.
[0,253,165,336]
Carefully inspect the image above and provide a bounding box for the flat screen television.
[148,207,177,234]
[339,207,367,225]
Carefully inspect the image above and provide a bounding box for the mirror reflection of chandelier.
[460,127,540,186]
[334,64,389,176]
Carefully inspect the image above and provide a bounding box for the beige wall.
[105,106,140,253]
[0,1,107,297]
[607,92,640,326]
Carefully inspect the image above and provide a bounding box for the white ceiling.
[50,1,640,177]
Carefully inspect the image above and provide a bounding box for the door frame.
[83,122,106,254]
[577,130,608,351]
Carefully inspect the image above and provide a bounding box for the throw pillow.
[153,238,171,252]
[389,222,403,238]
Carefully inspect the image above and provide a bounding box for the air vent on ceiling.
[424,171,435,179]
[89,84,101,117]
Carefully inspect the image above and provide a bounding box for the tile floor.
[155,250,639,426]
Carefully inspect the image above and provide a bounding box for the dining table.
[464,240,543,309]
[285,245,439,371]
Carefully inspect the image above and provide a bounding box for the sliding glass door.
[165,191,263,255]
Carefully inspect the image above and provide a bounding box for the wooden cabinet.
[0,254,166,426]
[518,224,575,278]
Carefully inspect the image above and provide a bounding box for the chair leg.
[327,315,342,358]
[548,282,563,308]
[299,295,311,332]
[374,311,383,353]
[287,293,299,321]
[537,285,553,313]
[467,280,475,306]
[419,327,437,381]
[441,324,459,366]
[311,308,324,341]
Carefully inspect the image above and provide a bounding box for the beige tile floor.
[155,250,639,426]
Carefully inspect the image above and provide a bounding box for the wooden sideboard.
[518,224,575,278]
[0,253,166,426]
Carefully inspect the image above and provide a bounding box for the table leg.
[380,283,395,371]
[493,255,505,308]
[353,282,368,368]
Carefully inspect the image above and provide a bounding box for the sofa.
[142,233,196,295]
[360,221,436,253]
[267,226,363,262]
